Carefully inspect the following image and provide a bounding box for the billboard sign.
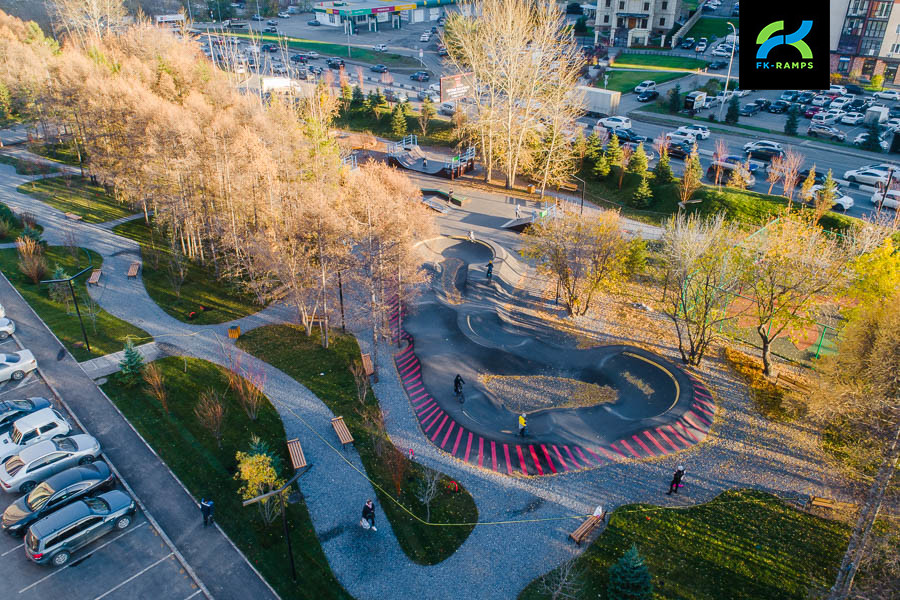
[440,72,473,102]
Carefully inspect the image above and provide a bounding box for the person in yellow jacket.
[518,413,527,437]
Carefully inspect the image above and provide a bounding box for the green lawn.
[29,141,83,166]
[225,32,421,68]
[0,246,150,360]
[600,71,686,93]
[611,53,709,71]
[0,203,42,241]
[17,176,134,224]
[335,104,458,147]
[112,219,262,325]
[686,17,739,40]
[0,154,59,176]
[236,325,479,565]
[519,490,848,600]
[101,357,350,600]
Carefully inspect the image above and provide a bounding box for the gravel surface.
[480,374,618,412]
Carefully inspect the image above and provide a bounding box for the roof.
[9,408,61,432]
[29,498,92,538]
[314,0,457,16]
[39,462,111,492]
[17,438,60,462]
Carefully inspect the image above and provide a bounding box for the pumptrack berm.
[390,238,715,477]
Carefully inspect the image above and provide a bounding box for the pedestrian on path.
[422,158,428,170]
[362,499,377,531]
[486,260,493,281]
[515,204,521,219]
[667,466,685,495]
[200,498,214,526]
[518,413,527,437]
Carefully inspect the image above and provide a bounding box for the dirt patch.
[441,258,465,304]
[480,374,618,412]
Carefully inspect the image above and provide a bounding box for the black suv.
[768,100,790,113]
[608,128,646,143]
[666,141,695,159]
[410,71,430,81]
[325,57,344,69]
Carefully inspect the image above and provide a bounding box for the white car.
[733,89,750,97]
[841,112,865,125]
[829,84,848,95]
[812,110,844,125]
[0,408,71,463]
[711,46,732,57]
[844,168,890,186]
[885,118,900,131]
[0,434,102,494]
[830,96,853,110]
[695,41,708,52]
[873,89,900,101]
[303,51,319,59]
[278,11,291,18]
[666,130,697,144]
[597,116,632,130]
[811,95,830,106]
[373,43,387,52]
[743,140,783,153]
[871,189,900,209]
[852,132,890,151]
[676,124,710,139]
[0,351,36,383]
[800,185,854,211]
[0,319,14,340]
[420,33,431,42]
[633,80,656,94]
[0,304,5,319]
[271,63,288,75]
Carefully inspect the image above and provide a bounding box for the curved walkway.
[0,161,841,600]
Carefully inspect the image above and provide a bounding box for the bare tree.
[194,388,226,448]
[416,466,441,522]
[780,149,804,200]
[538,557,584,600]
[766,156,784,195]
[678,146,703,207]
[350,360,369,407]
[226,359,267,421]
[713,138,728,187]
[143,361,168,414]
[47,0,128,47]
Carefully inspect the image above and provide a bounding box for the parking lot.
[0,336,201,600]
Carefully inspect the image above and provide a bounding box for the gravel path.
[0,160,845,600]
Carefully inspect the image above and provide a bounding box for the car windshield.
[83,497,110,514]
[55,437,76,451]
[5,455,24,476]
[1,354,20,364]
[26,481,57,511]
[25,530,40,553]
[7,400,32,411]
[10,424,25,445]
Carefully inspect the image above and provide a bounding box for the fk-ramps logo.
[740,2,828,90]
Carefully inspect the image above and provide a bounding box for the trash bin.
[527,184,535,194]
[228,325,241,339]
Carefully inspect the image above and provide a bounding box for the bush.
[784,105,799,136]
[16,236,46,283]
[667,84,681,113]
[871,73,884,91]
[725,95,740,125]
[118,339,145,387]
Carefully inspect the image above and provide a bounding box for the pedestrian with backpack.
[361,499,377,531]
[667,466,686,495]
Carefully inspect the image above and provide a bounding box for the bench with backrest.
[331,416,354,447]
[360,353,375,377]
[65,212,83,221]
[557,181,579,193]
[569,511,606,545]
[87,269,102,286]
[127,262,140,278]
[286,438,308,471]
[808,496,858,513]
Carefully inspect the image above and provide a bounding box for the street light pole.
[572,175,586,215]
[242,470,303,582]
[717,21,737,122]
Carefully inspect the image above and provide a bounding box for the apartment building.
[590,0,681,47]
[831,0,900,86]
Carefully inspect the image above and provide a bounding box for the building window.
[892,43,900,54]
[640,18,647,28]
[874,1,891,18]
[617,16,624,27]
[644,2,649,10]
[885,62,899,81]
[659,17,665,26]
[619,1,624,9]
[837,57,851,73]
[662,1,668,9]
[862,58,877,77]
[604,14,609,23]
[605,0,610,6]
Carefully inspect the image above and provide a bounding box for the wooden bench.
[65,212,83,221]
[126,262,140,278]
[331,416,354,447]
[86,270,102,286]
[286,438,308,470]
[808,496,858,513]
[569,512,605,546]
[557,181,579,193]
[360,353,374,377]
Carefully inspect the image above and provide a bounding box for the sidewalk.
[0,273,277,600]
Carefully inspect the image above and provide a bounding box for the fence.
[670,0,707,48]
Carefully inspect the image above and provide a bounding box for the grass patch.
[519,489,848,600]
[611,52,709,71]
[224,32,421,68]
[0,153,59,175]
[17,176,134,224]
[600,71,686,93]
[112,219,262,325]
[28,141,83,166]
[101,356,350,600]
[686,16,739,40]
[0,203,41,241]
[0,245,150,360]
[236,325,478,565]
[334,105,458,147]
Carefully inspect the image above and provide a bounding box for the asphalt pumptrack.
[390,238,715,476]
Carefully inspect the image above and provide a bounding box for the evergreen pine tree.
[627,143,649,174]
[118,339,144,387]
[340,84,353,112]
[631,174,653,208]
[860,121,884,152]
[726,163,748,189]
[585,131,603,162]
[351,85,365,108]
[653,146,674,184]
[390,103,407,137]
[572,129,588,166]
[607,544,653,600]
[725,95,740,124]
[593,151,611,179]
[605,134,623,167]
[49,264,69,304]
[668,84,681,113]
[784,105,800,136]
[799,166,817,201]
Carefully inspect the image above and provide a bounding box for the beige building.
[830,0,900,86]
[589,0,681,47]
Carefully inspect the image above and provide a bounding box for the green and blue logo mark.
[755,20,814,69]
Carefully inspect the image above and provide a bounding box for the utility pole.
[717,21,737,122]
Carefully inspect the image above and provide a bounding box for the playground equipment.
[388,135,476,179]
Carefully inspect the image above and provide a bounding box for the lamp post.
[242,470,303,582]
[571,174,586,215]
[41,248,94,352]
[717,21,737,122]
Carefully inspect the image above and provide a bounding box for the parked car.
[676,124,710,139]
[810,94,831,107]
[0,408,71,463]
[666,140,695,159]
[263,26,277,33]
[798,168,826,184]
[695,40,708,52]
[24,490,136,566]
[410,70,430,81]
[799,184,854,211]
[308,65,323,75]
[439,102,456,116]
[266,19,278,25]
[830,96,854,111]
[812,110,844,125]
[1,462,114,536]
[270,63,288,75]
[872,188,900,209]
[853,131,890,151]
[290,54,307,63]
[780,90,800,102]
[0,351,37,383]
[807,123,846,141]
[598,116,632,130]
[636,90,659,102]
[680,37,695,49]
[743,140,784,161]
[803,105,823,118]
[633,80,656,94]
[0,318,14,340]
[712,154,761,173]
[711,46,732,57]
[845,84,866,96]
[767,100,790,113]
[278,11,291,18]
[844,167,891,185]
[841,112,866,125]
[373,43,387,52]
[307,19,321,26]
[370,64,388,73]
[383,89,408,103]
[752,98,772,110]
[739,103,760,116]
[417,90,440,103]
[707,60,727,70]
[874,89,900,101]
[665,130,696,145]
[797,91,816,104]
[706,162,756,187]
[0,435,102,494]
[606,128,646,143]
[420,32,431,42]
[325,58,344,69]
[0,398,52,436]
[829,84,848,96]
